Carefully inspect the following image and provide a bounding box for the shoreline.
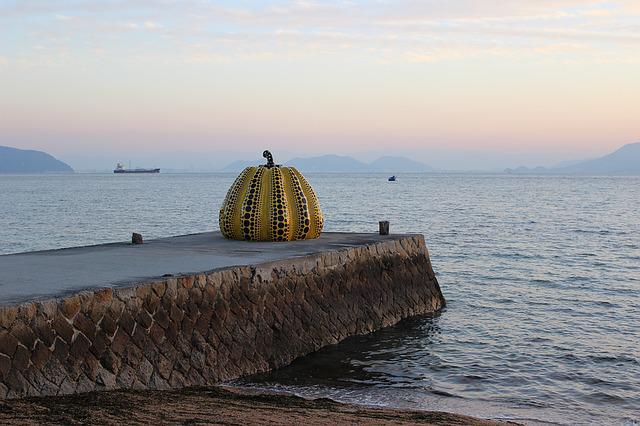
[0,385,517,425]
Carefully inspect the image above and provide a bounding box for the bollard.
[379,221,389,235]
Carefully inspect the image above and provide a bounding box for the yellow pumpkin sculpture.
[219,150,324,241]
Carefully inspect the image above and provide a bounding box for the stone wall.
[0,235,444,399]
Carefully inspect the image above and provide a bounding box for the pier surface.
[0,232,411,305]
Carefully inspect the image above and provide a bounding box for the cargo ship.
[113,163,160,174]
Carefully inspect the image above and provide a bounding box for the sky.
[0,0,639,170]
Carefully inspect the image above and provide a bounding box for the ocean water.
[1,173,638,425]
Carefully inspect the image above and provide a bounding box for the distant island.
[221,154,434,173]
[0,146,74,174]
[506,142,640,175]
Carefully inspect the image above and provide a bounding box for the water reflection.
[243,313,444,389]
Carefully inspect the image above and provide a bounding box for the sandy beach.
[0,386,515,425]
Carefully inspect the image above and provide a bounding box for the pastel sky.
[1,0,639,170]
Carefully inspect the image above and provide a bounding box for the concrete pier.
[0,232,444,399]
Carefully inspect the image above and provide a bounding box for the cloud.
[143,20,161,29]
[1,0,639,67]
[123,20,162,30]
[580,9,616,17]
[533,43,590,54]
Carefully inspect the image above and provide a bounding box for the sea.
[0,173,638,425]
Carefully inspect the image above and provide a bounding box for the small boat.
[114,163,160,174]
[388,175,396,181]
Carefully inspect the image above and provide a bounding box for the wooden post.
[132,233,144,244]
[379,221,389,235]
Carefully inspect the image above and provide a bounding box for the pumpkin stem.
[263,150,275,168]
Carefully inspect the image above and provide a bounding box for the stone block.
[116,364,137,389]
[149,371,170,390]
[99,311,118,338]
[0,354,11,379]
[119,309,136,336]
[90,329,110,359]
[57,376,77,395]
[180,317,194,337]
[107,297,125,319]
[32,316,56,347]
[135,285,153,301]
[169,304,184,324]
[100,349,121,374]
[51,313,74,344]
[89,288,113,321]
[17,304,37,323]
[143,293,160,315]
[156,354,172,380]
[52,337,69,362]
[0,307,18,330]
[136,310,153,330]
[153,306,170,330]
[150,281,167,298]
[149,323,165,346]
[110,329,130,356]
[69,333,92,360]
[73,312,96,341]
[30,341,51,370]
[137,357,154,385]
[189,287,203,306]
[174,356,191,375]
[130,323,148,350]
[75,373,95,394]
[0,331,19,357]
[96,367,117,390]
[178,276,194,289]
[4,370,32,396]
[82,352,100,381]
[123,343,143,369]
[24,368,54,395]
[59,296,81,320]
[40,357,65,387]
[168,370,187,388]
[164,320,178,342]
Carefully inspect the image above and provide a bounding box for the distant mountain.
[506,142,640,175]
[286,155,369,172]
[221,154,433,173]
[559,142,640,174]
[0,146,74,174]
[368,156,434,172]
[504,165,550,174]
[220,159,262,172]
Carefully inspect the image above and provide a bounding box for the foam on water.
[1,173,638,424]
